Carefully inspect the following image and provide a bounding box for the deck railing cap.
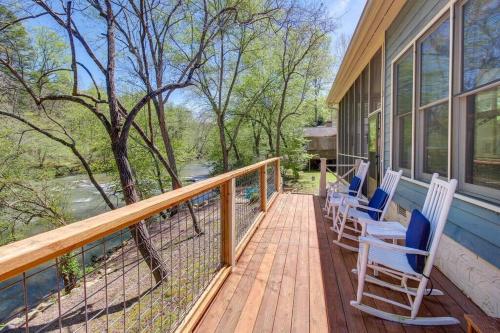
[0,157,280,282]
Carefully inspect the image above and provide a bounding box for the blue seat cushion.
[406,209,431,274]
[348,176,362,197]
[357,188,388,221]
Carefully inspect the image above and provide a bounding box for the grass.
[284,170,337,194]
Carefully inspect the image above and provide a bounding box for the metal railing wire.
[267,164,276,200]
[234,171,261,246]
[0,158,280,333]
[0,189,222,333]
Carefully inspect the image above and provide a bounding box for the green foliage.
[0,0,337,246]
[58,253,81,293]
[281,133,313,179]
[248,191,260,204]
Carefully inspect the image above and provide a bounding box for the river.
[0,162,212,324]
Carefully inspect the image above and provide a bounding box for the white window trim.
[390,45,414,177]
[414,13,451,181]
[391,0,500,209]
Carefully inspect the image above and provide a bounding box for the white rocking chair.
[324,160,369,220]
[351,174,459,325]
[332,169,402,251]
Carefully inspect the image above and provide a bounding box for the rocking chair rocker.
[350,174,459,325]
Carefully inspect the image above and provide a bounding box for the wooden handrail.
[0,157,280,282]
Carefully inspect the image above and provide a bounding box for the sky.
[326,0,366,72]
[23,0,366,107]
[327,0,366,38]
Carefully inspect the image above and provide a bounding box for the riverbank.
[1,183,261,332]
[0,162,213,326]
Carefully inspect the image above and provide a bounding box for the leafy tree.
[0,0,275,283]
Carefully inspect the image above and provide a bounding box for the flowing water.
[0,162,212,324]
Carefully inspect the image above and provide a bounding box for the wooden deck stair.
[194,193,487,333]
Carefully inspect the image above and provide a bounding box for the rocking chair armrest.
[356,217,381,226]
[327,180,347,189]
[333,190,358,198]
[359,236,429,256]
[344,203,383,213]
[358,198,369,205]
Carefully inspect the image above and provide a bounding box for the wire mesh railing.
[0,189,222,332]
[267,164,276,200]
[0,158,281,333]
[234,171,261,246]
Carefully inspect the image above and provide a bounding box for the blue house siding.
[394,180,500,268]
[383,0,448,170]
[383,0,500,268]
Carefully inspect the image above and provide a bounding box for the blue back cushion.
[368,188,389,220]
[406,209,431,274]
[356,188,388,220]
[348,176,362,196]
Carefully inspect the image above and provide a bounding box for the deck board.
[195,193,487,333]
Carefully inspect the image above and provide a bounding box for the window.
[349,86,354,153]
[355,78,361,155]
[370,50,382,112]
[423,103,448,175]
[361,67,369,157]
[455,0,500,203]
[462,0,500,91]
[465,87,500,190]
[336,48,382,187]
[343,97,347,157]
[338,101,343,152]
[393,48,414,174]
[416,17,450,179]
[420,18,450,106]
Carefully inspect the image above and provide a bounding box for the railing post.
[320,158,327,198]
[260,165,268,212]
[221,178,235,269]
[274,158,281,193]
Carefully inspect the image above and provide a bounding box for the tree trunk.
[276,78,290,157]
[251,122,261,157]
[154,95,179,179]
[233,142,241,164]
[275,126,281,157]
[113,142,168,283]
[216,114,229,172]
[266,128,274,155]
[153,96,203,235]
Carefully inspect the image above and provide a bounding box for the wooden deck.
[194,193,486,333]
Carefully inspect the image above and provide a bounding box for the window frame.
[415,13,451,182]
[355,77,362,156]
[392,47,414,177]
[453,0,500,203]
[370,49,383,114]
[361,66,369,157]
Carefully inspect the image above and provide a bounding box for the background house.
[303,124,337,169]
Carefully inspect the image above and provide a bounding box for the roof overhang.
[327,0,406,106]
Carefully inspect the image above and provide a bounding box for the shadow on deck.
[194,193,485,333]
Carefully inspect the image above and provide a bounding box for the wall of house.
[383,0,500,317]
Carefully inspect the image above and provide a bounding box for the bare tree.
[273,2,334,155]
[0,0,271,283]
[193,15,274,171]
